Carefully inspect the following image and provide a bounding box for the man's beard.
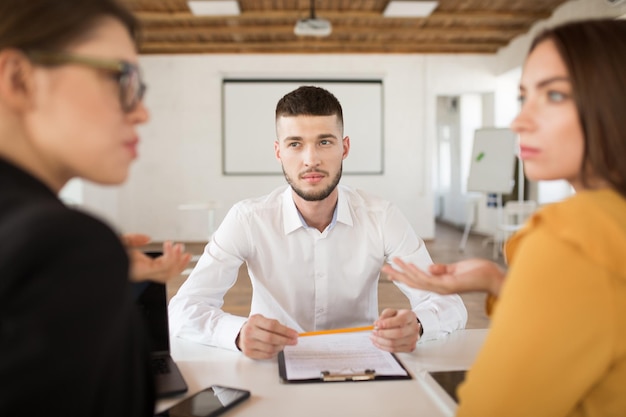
[282,165,342,202]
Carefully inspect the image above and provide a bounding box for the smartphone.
[156,385,251,417]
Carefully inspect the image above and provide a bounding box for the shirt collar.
[282,185,353,234]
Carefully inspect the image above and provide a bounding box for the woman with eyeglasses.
[384,19,626,417]
[0,0,158,416]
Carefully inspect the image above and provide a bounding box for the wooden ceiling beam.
[138,40,502,54]
[125,2,568,54]
[139,25,524,39]
[135,9,550,24]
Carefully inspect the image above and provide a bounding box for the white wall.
[75,54,496,242]
[70,0,626,243]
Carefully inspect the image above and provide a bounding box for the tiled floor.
[155,221,503,330]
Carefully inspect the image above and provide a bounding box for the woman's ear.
[0,49,36,111]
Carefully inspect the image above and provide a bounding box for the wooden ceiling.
[121,0,569,54]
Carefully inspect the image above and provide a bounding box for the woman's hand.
[382,257,506,297]
[121,234,192,283]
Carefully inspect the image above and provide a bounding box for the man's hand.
[370,308,420,353]
[236,314,298,360]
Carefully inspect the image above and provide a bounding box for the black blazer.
[0,159,154,417]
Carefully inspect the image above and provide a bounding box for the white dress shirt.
[169,185,467,351]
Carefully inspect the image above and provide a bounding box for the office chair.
[493,200,537,258]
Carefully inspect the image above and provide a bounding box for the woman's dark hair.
[530,19,626,197]
[0,0,138,52]
[276,86,344,133]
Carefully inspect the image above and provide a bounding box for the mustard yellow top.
[457,189,626,417]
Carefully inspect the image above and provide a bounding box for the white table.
[156,329,487,416]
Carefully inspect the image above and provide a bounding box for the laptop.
[134,280,188,398]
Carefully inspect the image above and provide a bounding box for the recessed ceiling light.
[187,1,240,16]
[383,1,438,18]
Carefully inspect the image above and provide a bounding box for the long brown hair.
[530,19,626,198]
[0,0,138,52]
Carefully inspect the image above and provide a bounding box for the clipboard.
[277,330,412,384]
[278,350,412,383]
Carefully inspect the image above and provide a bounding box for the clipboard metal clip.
[320,369,376,382]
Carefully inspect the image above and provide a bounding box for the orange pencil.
[298,325,375,337]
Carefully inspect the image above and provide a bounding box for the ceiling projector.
[294,17,332,37]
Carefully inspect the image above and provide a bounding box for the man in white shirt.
[169,86,467,359]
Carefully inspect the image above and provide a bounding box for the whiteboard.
[222,79,383,175]
[467,128,517,193]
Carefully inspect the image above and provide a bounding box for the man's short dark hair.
[275,86,344,132]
